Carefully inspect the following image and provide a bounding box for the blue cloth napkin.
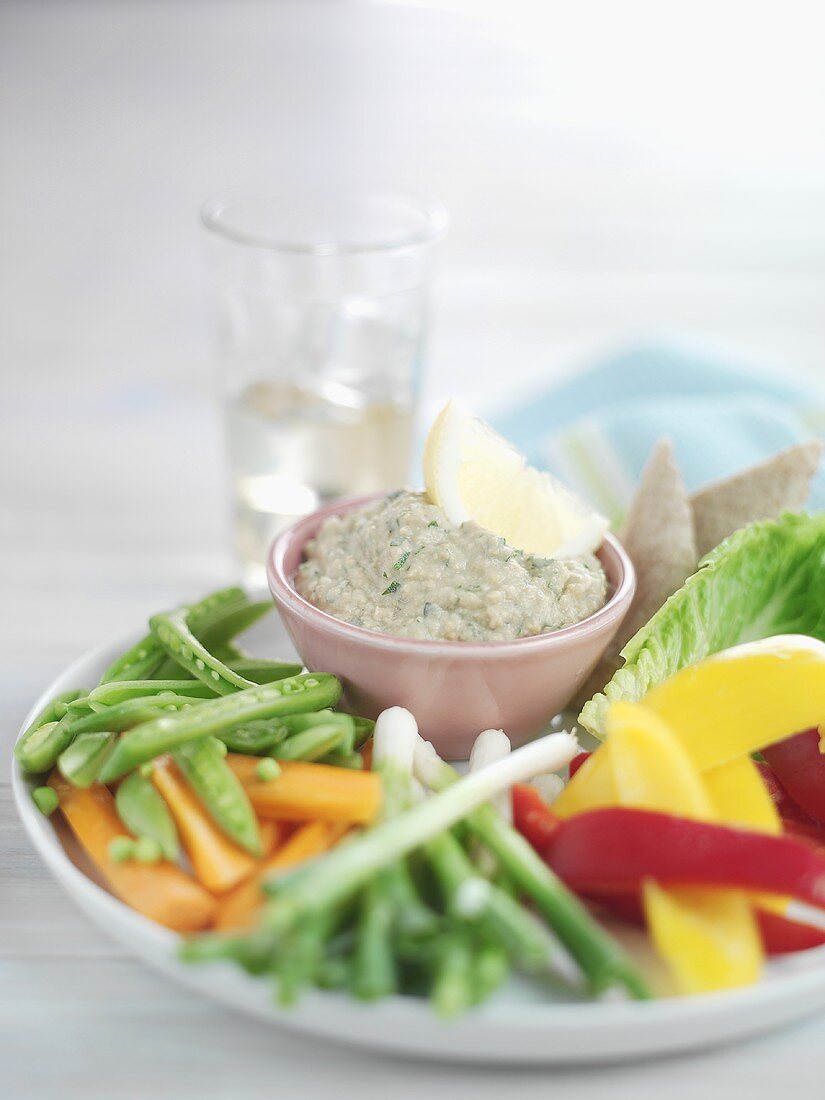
[493,343,825,523]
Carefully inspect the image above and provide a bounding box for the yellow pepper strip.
[703,757,780,834]
[553,749,616,819]
[644,635,825,771]
[703,757,787,915]
[643,882,762,996]
[602,702,764,994]
[558,633,825,814]
[605,702,713,820]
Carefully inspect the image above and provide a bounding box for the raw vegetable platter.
[13,406,825,1065]
[14,611,825,1065]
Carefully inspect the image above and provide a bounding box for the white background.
[2,1,825,1095]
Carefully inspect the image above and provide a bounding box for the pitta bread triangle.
[690,440,823,558]
[575,437,698,706]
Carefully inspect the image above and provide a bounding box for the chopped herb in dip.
[295,492,608,642]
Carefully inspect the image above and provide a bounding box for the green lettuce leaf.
[578,512,825,737]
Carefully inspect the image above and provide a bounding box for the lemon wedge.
[423,401,608,557]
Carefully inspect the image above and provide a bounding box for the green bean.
[115,770,180,861]
[90,680,219,706]
[425,829,561,975]
[58,732,116,788]
[16,718,75,775]
[275,912,331,1007]
[99,674,341,781]
[150,609,257,695]
[471,938,510,1004]
[216,720,289,756]
[275,722,351,762]
[174,736,262,856]
[351,877,397,1001]
[431,927,475,1018]
[316,955,353,991]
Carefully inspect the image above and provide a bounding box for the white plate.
[13,624,825,1064]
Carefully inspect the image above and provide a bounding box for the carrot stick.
[151,759,257,894]
[216,820,349,931]
[49,772,216,932]
[259,819,286,856]
[227,755,381,825]
[360,739,373,771]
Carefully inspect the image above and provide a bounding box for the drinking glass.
[201,187,447,583]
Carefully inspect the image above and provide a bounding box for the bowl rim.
[267,493,636,656]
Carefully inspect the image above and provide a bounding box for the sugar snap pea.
[320,752,364,770]
[174,736,262,856]
[58,732,116,788]
[15,717,75,775]
[99,635,166,684]
[280,711,354,735]
[14,690,87,773]
[150,609,257,695]
[197,599,272,649]
[99,673,342,781]
[90,680,219,706]
[102,587,253,685]
[352,717,376,749]
[216,719,289,755]
[276,723,349,762]
[220,658,303,684]
[276,715,355,762]
[65,694,198,736]
[17,689,84,740]
[115,770,180,861]
[280,711,357,754]
[152,591,271,679]
[168,656,303,686]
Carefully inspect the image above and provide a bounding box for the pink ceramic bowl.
[267,494,635,759]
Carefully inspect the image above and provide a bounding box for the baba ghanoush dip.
[295,491,608,642]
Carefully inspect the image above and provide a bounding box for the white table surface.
[3,1,825,1096]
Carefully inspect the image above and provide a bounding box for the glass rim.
[200,185,449,257]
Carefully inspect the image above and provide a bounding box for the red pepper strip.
[755,908,825,954]
[754,761,814,826]
[783,818,825,851]
[542,808,825,909]
[584,890,646,927]
[763,730,825,827]
[568,751,591,779]
[511,784,561,853]
[585,888,825,956]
